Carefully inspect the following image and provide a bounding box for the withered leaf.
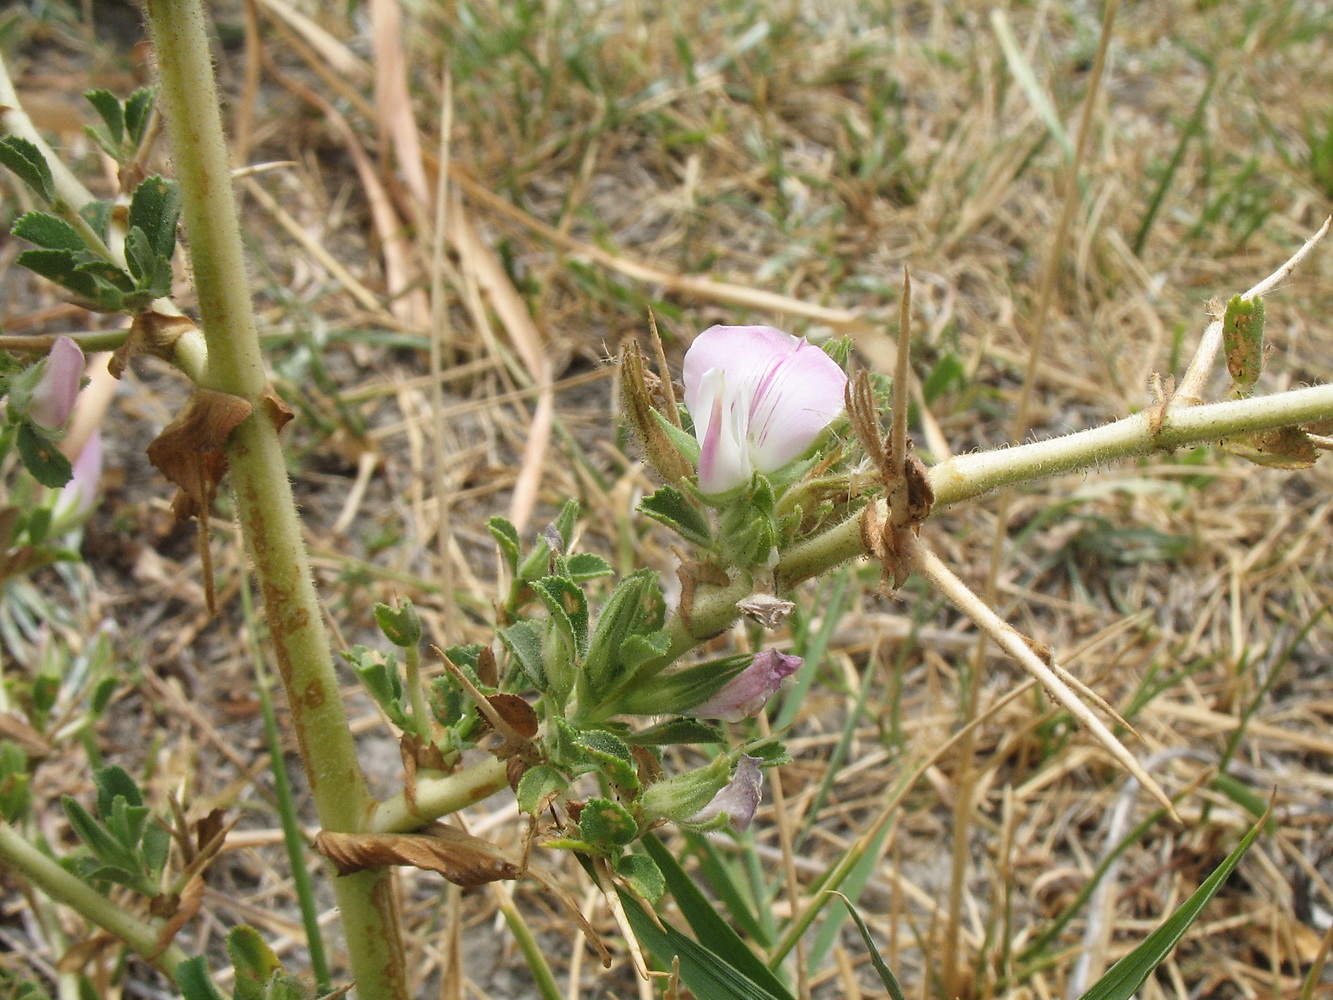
[151,872,205,956]
[262,385,294,432]
[1222,426,1318,470]
[146,389,252,614]
[485,692,539,740]
[314,828,524,887]
[110,310,197,379]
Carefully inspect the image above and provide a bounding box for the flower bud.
[690,754,762,832]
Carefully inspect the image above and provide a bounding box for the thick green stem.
[0,821,192,982]
[142,2,407,997]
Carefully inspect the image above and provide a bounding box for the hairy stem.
[0,821,192,981]
[142,1,407,996]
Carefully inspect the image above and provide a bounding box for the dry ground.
[2,1,1333,998]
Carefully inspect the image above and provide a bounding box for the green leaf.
[228,925,283,1000]
[516,764,567,815]
[579,796,638,848]
[487,515,521,574]
[0,741,32,823]
[532,576,589,657]
[499,620,547,688]
[576,730,639,790]
[62,796,132,868]
[616,853,665,903]
[617,887,795,1000]
[833,892,907,1000]
[12,212,86,252]
[124,87,157,147]
[16,424,73,488]
[84,89,125,145]
[582,569,659,694]
[128,176,180,261]
[80,199,114,241]
[1222,293,1265,390]
[374,599,422,648]
[566,551,613,581]
[0,136,55,203]
[625,718,724,746]
[643,833,791,996]
[175,956,229,1000]
[14,249,101,304]
[552,498,579,552]
[1076,805,1267,1000]
[638,484,711,546]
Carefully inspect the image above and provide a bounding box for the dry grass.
[3,1,1333,998]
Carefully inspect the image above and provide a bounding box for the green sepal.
[12,212,86,252]
[625,718,724,746]
[581,569,661,696]
[618,653,750,717]
[652,408,701,465]
[616,853,665,903]
[16,424,73,488]
[0,136,55,203]
[576,730,639,790]
[579,796,639,848]
[487,515,521,574]
[516,764,567,815]
[638,484,712,546]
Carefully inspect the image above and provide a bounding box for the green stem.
[0,821,193,983]
[777,383,1333,587]
[142,1,408,996]
[371,756,509,834]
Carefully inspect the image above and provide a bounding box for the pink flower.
[53,432,102,521]
[691,755,763,832]
[691,649,802,722]
[682,325,847,495]
[28,336,84,430]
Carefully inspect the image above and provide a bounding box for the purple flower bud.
[690,755,763,832]
[682,325,847,495]
[28,337,85,430]
[691,649,802,722]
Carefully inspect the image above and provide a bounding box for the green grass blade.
[643,833,792,999]
[831,892,907,1000]
[1075,804,1268,1000]
[683,831,772,945]
[805,812,897,974]
[618,887,795,1000]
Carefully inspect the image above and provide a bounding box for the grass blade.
[831,892,907,1000]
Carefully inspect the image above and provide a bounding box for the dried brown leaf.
[314,828,524,887]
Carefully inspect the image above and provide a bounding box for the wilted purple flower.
[691,649,802,722]
[691,755,763,832]
[682,325,847,495]
[28,336,84,430]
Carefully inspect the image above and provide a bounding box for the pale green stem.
[141,2,407,997]
[371,756,510,834]
[777,382,1333,588]
[0,821,194,984]
[404,643,430,738]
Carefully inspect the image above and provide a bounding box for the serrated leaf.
[228,925,283,1000]
[0,136,55,203]
[576,730,639,789]
[1076,805,1267,1000]
[15,249,101,303]
[566,551,613,581]
[516,764,567,815]
[579,797,639,848]
[617,853,665,903]
[12,212,86,252]
[16,423,72,488]
[128,176,180,261]
[80,199,114,241]
[124,87,157,147]
[638,485,712,546]
[532,576,588,657]
[498,620,547,688]
[486,516,521,573]
[175,956,229,1000]
[625,718,724,745]
[84,89,125,145]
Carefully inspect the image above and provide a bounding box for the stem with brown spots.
[142,1,409,995]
